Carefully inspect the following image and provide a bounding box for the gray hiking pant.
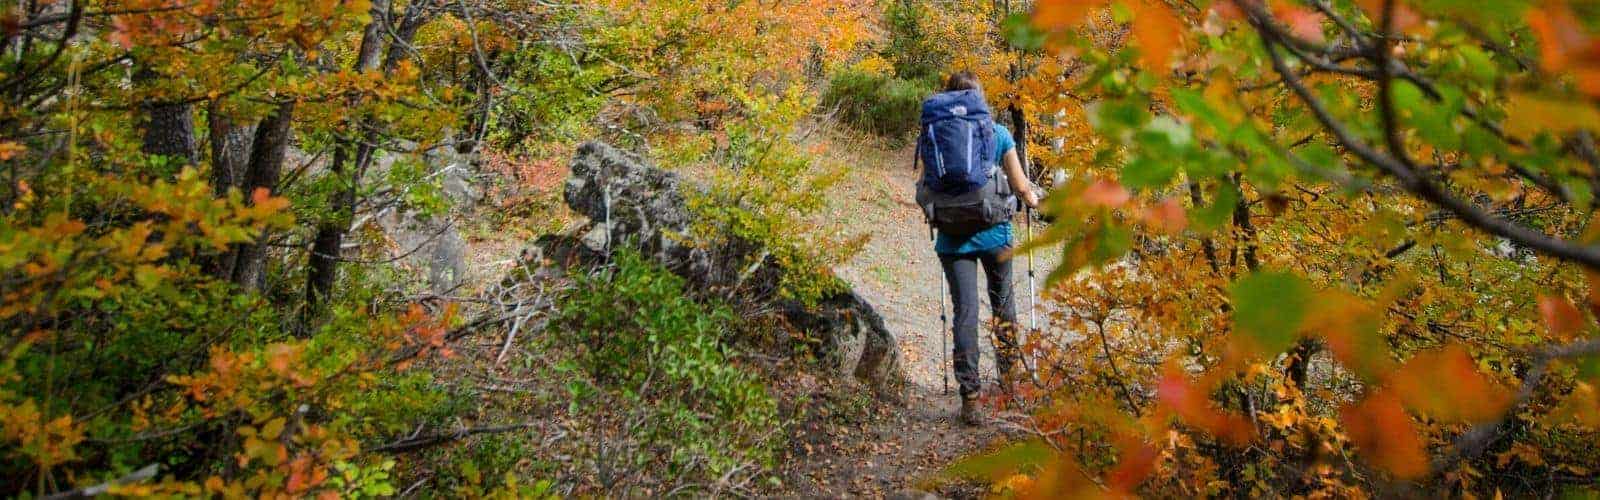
[939,246,1019,398]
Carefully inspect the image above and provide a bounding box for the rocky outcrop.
[554,141,902,393]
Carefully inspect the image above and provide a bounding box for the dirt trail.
[781,128,1060,496]
[823,131,1058,395]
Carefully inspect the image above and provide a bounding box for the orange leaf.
[1342,390,1429,479]
[0,141,24,160]
[1353,0,1421,32]
[1306,290,1394,379]
[1388,345,1511,423]
[1129,0,1183,70]
[1033,0,1108,31]
[1527,3,1590,73]
[1540,294,1587,339]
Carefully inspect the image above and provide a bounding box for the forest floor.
[776,126,1064,497]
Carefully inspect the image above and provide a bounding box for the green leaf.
[1459,45,1497,84]
[1577,356,1600,382]
[1092,223,1133,265]
[943,439,1054,481]
[1002,13,1047,52]
[1121,156,1179,189]
[1230,270,1313,356]
[1194,180,1239,232]
[1173,88,1228,133]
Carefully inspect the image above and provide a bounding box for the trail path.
[780,128,1061,497]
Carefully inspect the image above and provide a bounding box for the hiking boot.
[959,396,984,426]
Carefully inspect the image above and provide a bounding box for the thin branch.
[1237,0,1600,270]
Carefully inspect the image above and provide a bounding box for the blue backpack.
[917,90,996,194]
[913,90,1015,236]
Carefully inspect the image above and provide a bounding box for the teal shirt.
[934,124,1015,255]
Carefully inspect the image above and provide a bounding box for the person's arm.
[1002,150,1038,208]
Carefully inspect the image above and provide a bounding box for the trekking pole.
[1025,206,1042,385]
[1026,206,1037,333]
[933,225,950,396]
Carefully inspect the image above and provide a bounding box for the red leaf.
[1211,2,1244,21]
[1139,198,1188,233]
[1106,441,1159,492]
[1157,367,1254,445]
[1081,179,1131,208]
[1275,6,1326,43]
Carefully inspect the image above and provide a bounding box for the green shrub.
[552,250,779,480]
[821,69,934,139]
[881,0,950,81]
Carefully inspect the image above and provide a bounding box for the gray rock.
[375,142,479,294]
[557,141,903,394]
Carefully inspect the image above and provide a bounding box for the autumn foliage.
[0,0,878,496]
[937,0,1600,496]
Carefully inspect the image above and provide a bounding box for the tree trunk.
[1285,339,1320,392]
[305,0,390,314]
[206,100,256,196]
[1230,175,1260,272]
[202,100,256,279]
[1188,180,1222,275]
[141,101,195,163]
[229,100,296,291]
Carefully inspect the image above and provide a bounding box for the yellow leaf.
[261,417,286,440]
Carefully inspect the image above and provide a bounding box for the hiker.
[914,71,1040,425]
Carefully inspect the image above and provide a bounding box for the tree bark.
[201,100,257,279]
[1188,180,1222,275]
[1230,175,1260,272]
[141,101,195,163]
[229,100,296,291]
[305,0,390,314]
[206,100,256,197]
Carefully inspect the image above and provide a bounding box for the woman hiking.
[914,71,1039,426]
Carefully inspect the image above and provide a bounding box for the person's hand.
[1022,190,1040,209]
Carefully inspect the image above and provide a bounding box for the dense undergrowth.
[554,250,779,483]
[0,0,879,496]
